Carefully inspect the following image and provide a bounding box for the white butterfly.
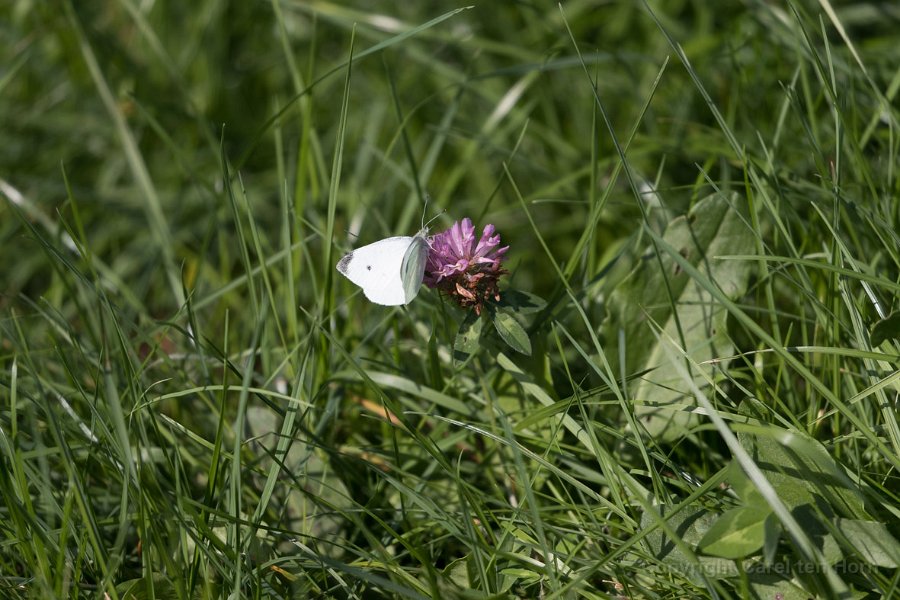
[336,228,429,305]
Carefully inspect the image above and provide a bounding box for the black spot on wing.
[336,252,353,274]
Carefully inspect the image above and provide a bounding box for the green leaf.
[835,518,900,567]
[871,311,900,346]
[497,289,547,314]
[499,567,542,583]
[738,427,866,518]
[115,574,181,600]
[442,557,471,589]
[762,514,781,565]
[792,504,844,565]
[747,571,814,600]
[726,460,765,505]
[493,309,532,355]
[601,192,755,439]
[697,507,772,559]
[454,310,484,361]
[641,504,739,583]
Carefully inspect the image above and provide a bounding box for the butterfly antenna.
[421,192,431,230]
[423,207,446,230]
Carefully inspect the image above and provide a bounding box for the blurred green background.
[5,0,895,313]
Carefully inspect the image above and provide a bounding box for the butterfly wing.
[400,230,429,304]
[336,236,414,305]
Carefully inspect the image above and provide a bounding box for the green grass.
[2,1,899,598]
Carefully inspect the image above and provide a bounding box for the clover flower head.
[423,218,508,314]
